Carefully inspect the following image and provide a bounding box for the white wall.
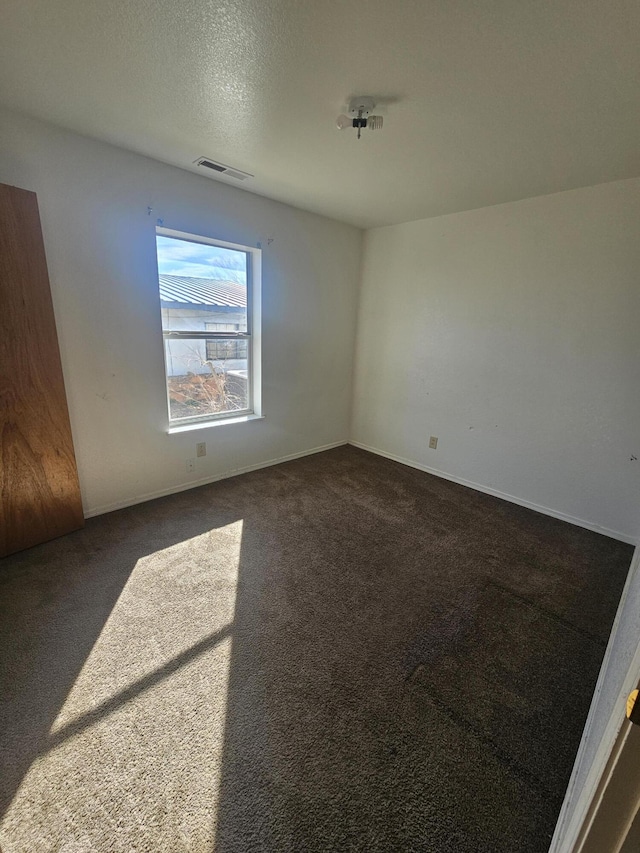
[0,107,362,516]
[351,179,640,542]
[2,105,638,539]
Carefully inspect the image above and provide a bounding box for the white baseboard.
[83,440,348,519]
[349,440,637,545]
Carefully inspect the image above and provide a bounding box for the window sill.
[167,414,265,434]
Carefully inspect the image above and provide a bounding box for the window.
[155,227,261,426]
[205,323,248,361]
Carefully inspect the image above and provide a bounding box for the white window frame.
[156,226,262,430]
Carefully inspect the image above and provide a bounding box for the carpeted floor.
[0,446,633,853]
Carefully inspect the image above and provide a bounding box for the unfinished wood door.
[0,182,84,557]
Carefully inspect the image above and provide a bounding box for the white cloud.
[156,235,246,280]
[167,265,246,283]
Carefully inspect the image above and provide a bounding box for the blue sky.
[156,235,246,283]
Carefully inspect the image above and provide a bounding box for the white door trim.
[550,545,640,852]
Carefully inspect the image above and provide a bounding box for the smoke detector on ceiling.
[194,157,253,181]
[336,97,384,139]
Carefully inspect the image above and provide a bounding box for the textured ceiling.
[1,0,639,228]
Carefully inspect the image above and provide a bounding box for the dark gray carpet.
[0,446,632,852]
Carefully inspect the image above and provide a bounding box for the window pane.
[156,235,247,332]
[205,338,248,361]
[165,338,249,420]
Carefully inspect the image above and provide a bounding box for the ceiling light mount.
[336,96,384,139]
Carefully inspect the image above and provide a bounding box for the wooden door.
[0,183,84,557]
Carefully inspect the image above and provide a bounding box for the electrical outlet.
[186,458,196,473]
[429,436,438,450]
[196,442,206,458]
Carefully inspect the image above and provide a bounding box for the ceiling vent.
[194,157,253,181]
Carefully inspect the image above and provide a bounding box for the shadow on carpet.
[0,446,633,853]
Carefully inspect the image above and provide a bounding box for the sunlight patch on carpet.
[48,521,243,737]
[2,522,243,851]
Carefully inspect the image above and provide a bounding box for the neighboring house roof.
[159,275,246,308]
